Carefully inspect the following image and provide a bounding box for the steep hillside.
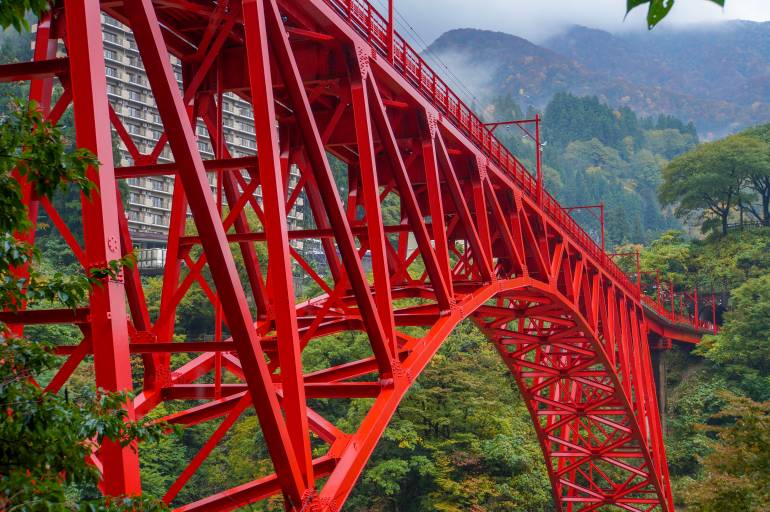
[427,23,770,136]
[425,28,593,106]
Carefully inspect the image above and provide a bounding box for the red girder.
[1,0,713,510]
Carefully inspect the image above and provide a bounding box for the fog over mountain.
[426,20,770,137]
[396,0,770,45]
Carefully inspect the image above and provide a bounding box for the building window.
[127,123,143,135]
[104,48,118,61]
[150,179,164,192]
[151,196,164,208]
[104,32,118,43]
[152,213,166,226]
[105,66,117,77]
[128,73,145,86]
[128,90,143,102]
[128,106,143,119]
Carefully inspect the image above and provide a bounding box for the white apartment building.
[101,15,305,268]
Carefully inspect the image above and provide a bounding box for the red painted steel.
[1,0,715,510]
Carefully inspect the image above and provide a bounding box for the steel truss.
[0,0,710,510]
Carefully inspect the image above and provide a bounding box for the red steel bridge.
[0,0,716,510]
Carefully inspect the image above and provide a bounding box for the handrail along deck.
[322,0,709,331]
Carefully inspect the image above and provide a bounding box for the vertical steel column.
[241,0,313,487]
[420,113,453,299]
[367,75,452,306]
[387,0,394,62]
[694,287,699,326]
[636,250,641,294]
[535,113,543,206]
[670,280,675,315]
[11,13,58,338]
[599,202,605,253]
[263,0,395,377]
[348,58,397,351]
[434,132,494,282]
[471,158,493,271]
[64,0,140,495]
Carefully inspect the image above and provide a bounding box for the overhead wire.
[369,0,482,108]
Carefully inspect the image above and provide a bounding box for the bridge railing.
[323,0,705,330]
[641,295,715,333]
[726,220,770,232]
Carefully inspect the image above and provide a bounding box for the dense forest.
[485,92,697,245]
[630,229,770,511]
[1,6,770,511]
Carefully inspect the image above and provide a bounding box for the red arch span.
[0,0,711,510]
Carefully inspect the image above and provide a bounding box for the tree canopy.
[634,226,770,512]
[659,133,770,235]
[0,101,172,510]
[529,92,697,246]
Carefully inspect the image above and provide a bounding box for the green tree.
[682,392,770,512]
[543,93,640,151]
[0,101,171,510]
[0,4,173,504]
[659,135,770,235]
[643,129,698,161]
[696,274,770,400]
[0,0,46,31]
[738,124,770,223]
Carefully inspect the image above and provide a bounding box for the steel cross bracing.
[0,0,713,510]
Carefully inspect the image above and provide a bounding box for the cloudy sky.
[378,0,770,44]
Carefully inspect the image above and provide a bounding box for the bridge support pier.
[650,345,669,433]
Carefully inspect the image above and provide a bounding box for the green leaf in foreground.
[627,0,727,29]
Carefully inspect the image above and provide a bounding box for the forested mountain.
[428,22,770,136]
[486,92,697,246]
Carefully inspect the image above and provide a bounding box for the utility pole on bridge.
[387,0,394,63]
[485,115,544,206]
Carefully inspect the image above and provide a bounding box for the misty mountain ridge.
[427,21,770,137]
